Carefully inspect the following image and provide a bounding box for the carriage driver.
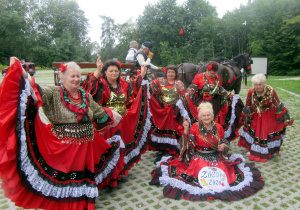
[134,41,158,70]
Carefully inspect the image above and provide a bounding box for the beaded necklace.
[64,86,82,105]
[60,85,89,122]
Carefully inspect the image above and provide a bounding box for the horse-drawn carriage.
[52,53,252,94]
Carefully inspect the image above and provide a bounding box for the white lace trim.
[95,135,122,184]
[19,80,104,198]
[151,134,178,146]
[158,154,255,195]
[155,156,172,167]
[224,94,239,138]
[124,80,152,164]
[241,129,284,154]
[175,99,191,124]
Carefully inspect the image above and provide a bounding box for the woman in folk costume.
[150,102,264,201]
[238,73,294,162]
[177,61,244,141]
[82,56,151,176]
[148,65,186,158]
[0,57,122,210]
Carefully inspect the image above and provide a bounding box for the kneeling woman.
[150,102,264,201]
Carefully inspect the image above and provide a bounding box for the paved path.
[275,77,300,80]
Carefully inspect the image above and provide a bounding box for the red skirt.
[0,63,121,210]
[238,107,294,162]
[150,154,264,201]
[147,95,183,155]
[100,82,151,176]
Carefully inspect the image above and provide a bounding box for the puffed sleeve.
[41,86,57,115]
[176,80,186,95]
[149,78,161,96]
[241,88,255,126]
[187,74,200,100]
[179,132,195,165]
[88,94,107,122]
[82,73,105,104]
[273,88,294,126]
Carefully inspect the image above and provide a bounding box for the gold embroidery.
[251,85,274,115]
[161,86,179,104]
[106,91,127,115]
[202,73,220,98]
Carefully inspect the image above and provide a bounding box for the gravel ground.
[0,71,299,210]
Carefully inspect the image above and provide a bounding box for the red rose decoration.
[59,63,67,73]
[247,65,251,70]
[233,75,237,80]
[207,64,212,71]
[117,61,122,68]
[227,79,231,84]
[163,67,167,74]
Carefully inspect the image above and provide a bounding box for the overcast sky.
[76,0,249,44]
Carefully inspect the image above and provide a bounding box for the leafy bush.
[286,69,300,76]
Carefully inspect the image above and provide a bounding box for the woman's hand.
[10,57,28,78]
[94,56,103,78]
[218,143,226,152]
[140,65,147,79]
[9,57,18,66]
[183,118,190,135]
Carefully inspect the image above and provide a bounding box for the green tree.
[98,16,120,61]
[0,0,30,63]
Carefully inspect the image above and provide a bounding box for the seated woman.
[178,61,244,141]
[238,73,294,162]
[83,56,151,176]
[150,102,264,201]
[0,58,122,210]
[148,65,186,157]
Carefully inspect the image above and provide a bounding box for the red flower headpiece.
[59,63,68,73]
[117,61,122,68]
[207,64,212,71]
[163,67,167,74]
[207,61,218,72]
[247,65,251,70]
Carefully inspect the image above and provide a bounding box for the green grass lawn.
[245,75,300,95]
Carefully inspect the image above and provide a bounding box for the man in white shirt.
[125,41,138,62]
[134,41,158,70]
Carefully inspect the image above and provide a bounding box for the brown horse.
[178,53,252,94]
